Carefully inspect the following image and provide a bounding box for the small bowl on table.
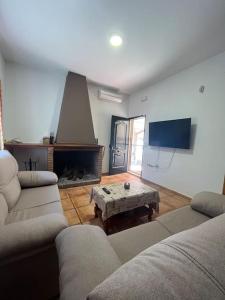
[124,182,130,190]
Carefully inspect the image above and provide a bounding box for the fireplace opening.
[54,149,101,188]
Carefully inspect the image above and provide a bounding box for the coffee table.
[91,182,160,234]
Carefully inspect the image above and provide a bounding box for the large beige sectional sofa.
[56,191,225,300]
[2,150,225,300]
[0,150,68,300]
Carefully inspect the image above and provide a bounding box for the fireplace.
[53,145,103,188]
[5,72,104,188]
[5,143,104,188]
[52,72,103,188]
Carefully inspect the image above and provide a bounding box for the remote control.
[102,187,111,194]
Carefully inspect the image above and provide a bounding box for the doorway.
[128,116,145,176]
[109,115,145,176]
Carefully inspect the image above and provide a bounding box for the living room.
[0,1,225,299]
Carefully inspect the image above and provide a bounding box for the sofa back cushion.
[0,151,21,210]
[191,191,225,217]
[88,213,225,300]
[0,193,8,225]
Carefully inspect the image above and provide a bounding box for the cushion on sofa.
[0,151,21,210]
[156,205,210,234]
[88,213,225,300]
[0,194,8,225]
[191,191,225,217]
[6,185,63,224]
[12,185,61,211]
[18,171,58,188]
[108,220,171,263]
[6,201,63,224]
[56,225,121,300]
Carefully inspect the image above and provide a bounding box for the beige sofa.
[56,191,225,300]
[0,150,68,300]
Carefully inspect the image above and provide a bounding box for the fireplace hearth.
[53,145,103,188]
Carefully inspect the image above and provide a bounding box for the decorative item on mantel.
[6,138,22,144]
[50,132,55,144]
[43,132,55,145]
[43,137,50,144]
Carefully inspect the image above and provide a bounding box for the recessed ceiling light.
[110,35,123,47]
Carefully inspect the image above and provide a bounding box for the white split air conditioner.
[98,89,123,103]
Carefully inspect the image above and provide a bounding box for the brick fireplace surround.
[5,143,104,188]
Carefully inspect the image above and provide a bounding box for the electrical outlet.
[147,163,159,168]
[147,163,155,167]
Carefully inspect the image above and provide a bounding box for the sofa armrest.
[56,225,121,300]
[0,214,67,261]
[191,191,225,217]
[18,171,58,188]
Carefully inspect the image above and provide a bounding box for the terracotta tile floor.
[60,173,190,234]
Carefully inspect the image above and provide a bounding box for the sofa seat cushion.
[6,201,63,224]
[88,214,225,300]
[156,205,210,234]
[108,221,171,263]
[12,185,61,211]
[56,225,121,300]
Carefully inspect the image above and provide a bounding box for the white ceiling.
[0,0,225,94]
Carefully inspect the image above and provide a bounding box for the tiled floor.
[60,172,190,234]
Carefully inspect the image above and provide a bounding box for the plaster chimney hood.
[56,72,96,145]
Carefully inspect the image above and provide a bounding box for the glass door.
[128,116,145,176]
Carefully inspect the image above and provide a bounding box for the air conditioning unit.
[98,89,123,103]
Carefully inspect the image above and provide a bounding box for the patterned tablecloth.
[91,182,160,221]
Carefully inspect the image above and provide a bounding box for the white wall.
[4,62,128,173]
[0,50,5,96]
[129,51,225,197]
[88,83,128,173]
[4,63,67,142]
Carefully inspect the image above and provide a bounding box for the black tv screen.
[149,118,191,149]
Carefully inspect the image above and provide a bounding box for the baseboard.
[102,172,109,176]
[140,177,191,201]
[127,171,141,178]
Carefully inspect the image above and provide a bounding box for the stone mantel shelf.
[5,143,104,151]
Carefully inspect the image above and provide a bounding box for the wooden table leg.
[148,204,154,221]
[94,204,99,218]
[94,204,110,234]
[103,219,110,235]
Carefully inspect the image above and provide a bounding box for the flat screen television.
[149,118,191,149]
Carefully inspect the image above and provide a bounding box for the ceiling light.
[110,35,123,47]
